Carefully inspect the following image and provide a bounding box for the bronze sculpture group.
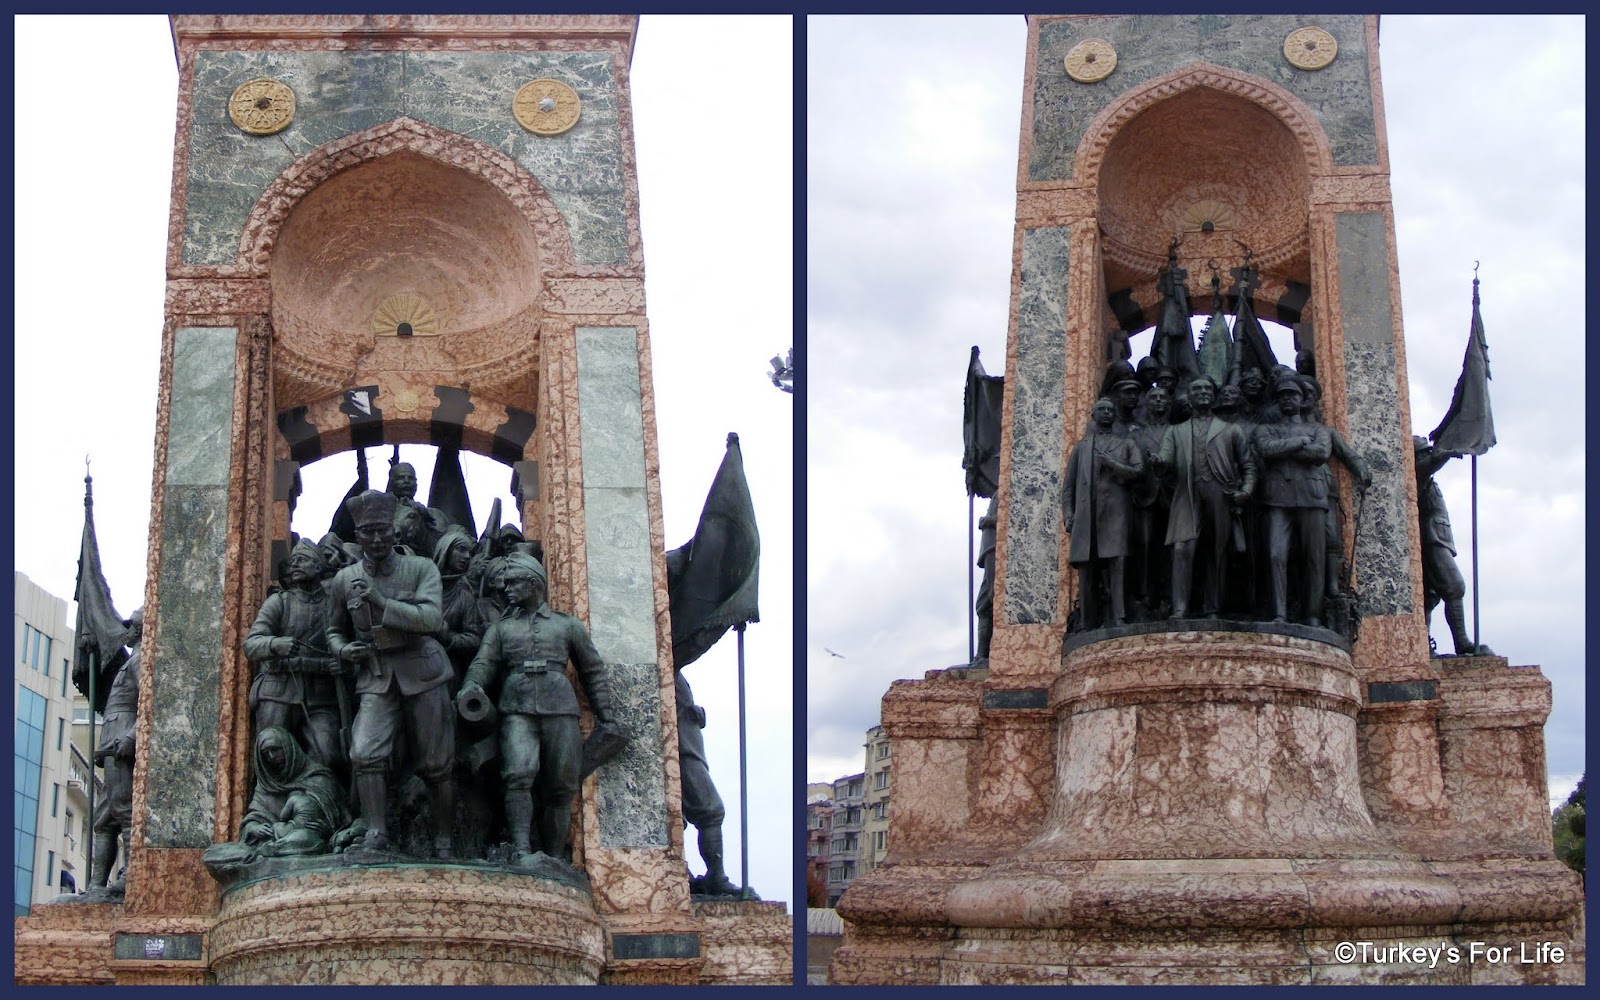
[210,479,627,875]
[1064,359,1372,634]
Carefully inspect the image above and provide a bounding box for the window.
[60,660,69,697]
[40,635,52,676]
[872,801,887,820]
[874,831,887,852]
[875,768,890,790]
[843,833,858,852]
[15,687,47,916]
[51,783,59,817]
[56,718,65,751]
[46,851,54,887]
[877,743,890,759]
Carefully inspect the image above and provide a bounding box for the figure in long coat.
[1156,375,1258,618]
[1062,397,1144,627]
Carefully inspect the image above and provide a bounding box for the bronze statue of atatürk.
[325,489,457,857]
[1253,377,1333,626]
[1155,375,1257,619]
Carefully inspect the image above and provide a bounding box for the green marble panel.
[183,49,625,266]
[574,326,666,847]
[1031,14,1375,181]
[144,328,237,848]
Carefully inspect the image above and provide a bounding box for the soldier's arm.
[461,621,503,693]
[379,560,446,635]
[1299,428,1333,463]
[1235,427,1259,495]
[1415,444,1454,480]
[324,575,353,659]
[1328,428,1372,486]
[567,622,616,725]
[1060,447,1079,530]
[1105,439,1143,482]
[242,593,289,661]
[1254,426,1298,459]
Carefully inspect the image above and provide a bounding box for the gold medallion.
[1064,38,1117,83]
[1284,27,1338,71]
[228,78,296,135]
[513,79,582,136]
[393,389,420,414]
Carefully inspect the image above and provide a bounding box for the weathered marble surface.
[1335,212,1413,618]
[208,866,605,984]
[574,325,667,848]
[1030,14,1375,181]
[145,327,237,849]
[184,50,624,266]
[1002,227,1070,627]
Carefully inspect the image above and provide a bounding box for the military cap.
[345,489,398,528]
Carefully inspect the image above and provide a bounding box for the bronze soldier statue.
[974,494,998,659]
[674,671,736,895]
[1255,379,1333,625]
[243,540,345,773]
[1413,436,1492,656]
[1130,384,1175,616]
[457,554,619,863]
[1062,397,1144,628]
[89,608,142,890]
[326,490,456,857]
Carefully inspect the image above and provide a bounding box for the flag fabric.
[1151,266,1200,383]
[666,433,760,671]
[326,448,371,542]
[1196,298,1233,386]
[1230,287,1278,379]
[72,474,128,714]
[427,444,476,537]
[962,347,1005,498]
[1430,277,1496,456]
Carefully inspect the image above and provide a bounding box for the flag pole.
[1471,454,1480,651]
[736,623,749,896]
[967,493,976,663]
[86,647,97,887]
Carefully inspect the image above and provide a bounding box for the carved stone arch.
[238,115,575,276]
[1075,60,1334,185]
[1077,62,1332,319]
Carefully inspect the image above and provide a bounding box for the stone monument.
[14,15,788,986]
[831,14,1582,985]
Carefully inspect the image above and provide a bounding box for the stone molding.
[236,117,577,277]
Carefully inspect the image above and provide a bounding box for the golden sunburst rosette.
[371,294,438,338]
[1284,27,1338,71]
[514,79,582,136]
[1182,200,1237,234]
[228,78,296,135]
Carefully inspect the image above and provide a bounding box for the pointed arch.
[237,116,576,276]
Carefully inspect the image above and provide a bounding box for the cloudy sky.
[14,15,793,904]
[805,15,1585,810]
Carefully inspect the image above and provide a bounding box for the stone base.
[209,865,605,984]
[14,901,120,985]
[693,898,793,985]
[832,858,1584,985]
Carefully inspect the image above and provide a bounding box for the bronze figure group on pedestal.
[1063,359,1370,635]
[209,482,626,877]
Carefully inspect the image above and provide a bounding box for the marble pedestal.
[208,866,605,985]
[832,631,1584,985]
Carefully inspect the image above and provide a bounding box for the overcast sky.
[14,15,793,904]
[805,15,1585,811]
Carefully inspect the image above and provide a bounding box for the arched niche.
[1082,63,1325,322]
